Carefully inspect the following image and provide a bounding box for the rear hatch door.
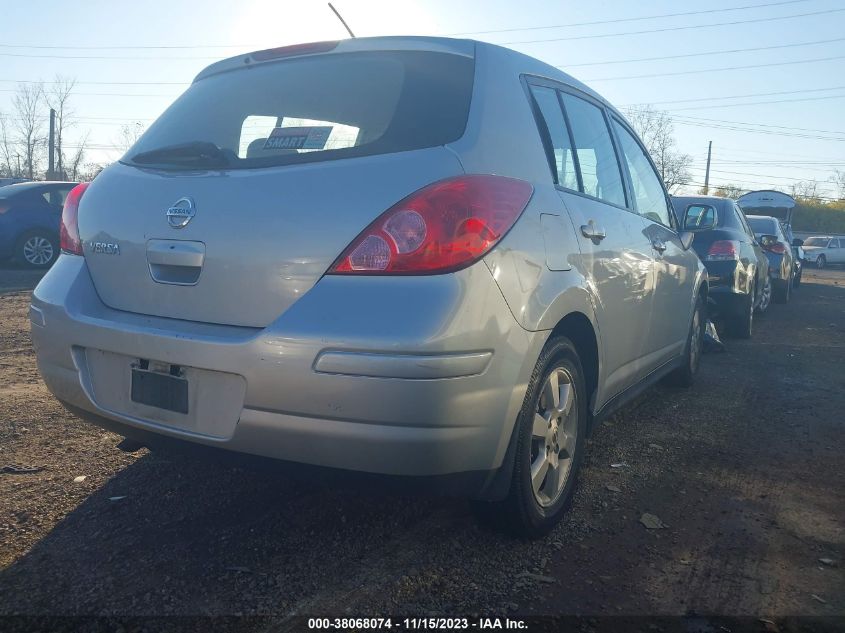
[78,46,474,328]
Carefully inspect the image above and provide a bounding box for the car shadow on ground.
[0,447,480,616]
[0,265,45,294]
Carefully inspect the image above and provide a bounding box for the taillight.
[706,240,740,261]
[59,183,90,255]
[764,242,787,254]
[328,175,533,275]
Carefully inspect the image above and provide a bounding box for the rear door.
[610,117,696,366]
[529,81,656,399]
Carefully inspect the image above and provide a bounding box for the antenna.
[328,3,356,38]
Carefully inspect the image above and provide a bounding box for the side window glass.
[611,119,671,226]
[48,188,72,207]
[529,86,578,190]
[559,93,626,207]
[831,239,840,249]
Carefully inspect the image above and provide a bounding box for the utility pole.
[48,108,56,180]
[703,140,712,195]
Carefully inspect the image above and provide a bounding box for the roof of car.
[746,214,778,220]
[1,180,77,190]
[672,195,731,205]
[194,36,617,119]
[0,180,78,196]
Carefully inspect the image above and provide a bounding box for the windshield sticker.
[264,126,332,151]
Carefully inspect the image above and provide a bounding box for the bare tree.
[0,112,18,177]
[791,179,821,202]
[624,105,692,192]
[66,132,89,181]
[114,121,146,154]
[78,161,107,181]
[831,169,845,200]
[712,184,745,199]
[47,75,77,178]
[11,82,46,179]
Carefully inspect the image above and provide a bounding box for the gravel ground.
[0,265,843,627]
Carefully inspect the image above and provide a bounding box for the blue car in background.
[0,181,79,268]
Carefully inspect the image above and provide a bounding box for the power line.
[1,6,839,59]
[688,165,837,181]
[0,88,177,97]
[564,36,844,67]
[447,0,812,36]
[707,159,845,165]
[667,92,845,112]
[672,114,845,136]
[682,180,839,200]
[691,162,843,174]
[674,118,845,141]
[584,54,845,81]
[0,1,816,49]
[0,43,245,51]
[0,51,219,61]
[623,84,845,107]
[500,7,845,45]
[0,79,188,86]
[710,146,845,161]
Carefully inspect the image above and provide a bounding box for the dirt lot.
[0,265,843,627]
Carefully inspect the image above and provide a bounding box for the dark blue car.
[0,181,79,268]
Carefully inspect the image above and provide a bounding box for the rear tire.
[473,336,587,538]
[665,293,704,388]
[755,275,771,314]
[15,230,58,269]
[793,269,802,288]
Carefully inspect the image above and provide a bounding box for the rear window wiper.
[131,141,233,168]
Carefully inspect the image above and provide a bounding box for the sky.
[1,0,844,197]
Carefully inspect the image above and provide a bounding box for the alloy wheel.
[530,367,578,508]
[689,302,703,373]
[22,236,54,266]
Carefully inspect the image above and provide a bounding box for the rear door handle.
[652,239,667,253]
[580,221,606,242]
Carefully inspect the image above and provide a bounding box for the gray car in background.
[30,37,707,536]
[746,215,795,303]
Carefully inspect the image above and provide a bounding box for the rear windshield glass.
[123,50,475,171]
[747,217,776,234]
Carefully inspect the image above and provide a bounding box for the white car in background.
[802,236,845,269]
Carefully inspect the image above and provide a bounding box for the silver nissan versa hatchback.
[31,37,708,536]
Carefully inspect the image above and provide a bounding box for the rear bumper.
[763,253,786,279]
[31,255,543,493]
[703,261,750,316]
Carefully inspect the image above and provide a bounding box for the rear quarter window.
[681,203,717,229]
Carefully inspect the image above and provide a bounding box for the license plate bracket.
[130,367,189,414]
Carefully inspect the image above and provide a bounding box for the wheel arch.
[549,311,599,432]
